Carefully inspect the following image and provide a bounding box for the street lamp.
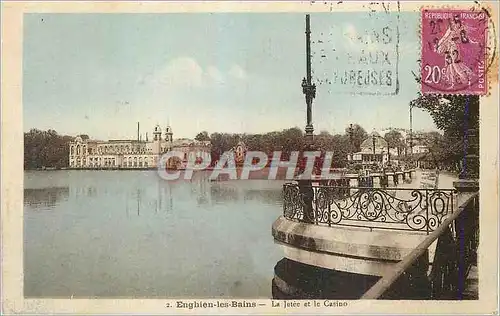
[372,134,376,156]
[298,14,316,224]
[409,103,414,159]
[302,14,316,143]
[348,123,354,161]
[371,133,390,168]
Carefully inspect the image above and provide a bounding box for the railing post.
[451,95,479,299]
[452,180,479,299]
[298,179,315,224]
[425,190,430,235]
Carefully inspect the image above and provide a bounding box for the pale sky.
[23,12,435,140]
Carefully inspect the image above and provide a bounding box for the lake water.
[24,170,285,298]
[24,169,458,298]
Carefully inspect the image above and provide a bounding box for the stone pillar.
[451,96,479,298]
[454,95,479,192]
[380,174,388,189]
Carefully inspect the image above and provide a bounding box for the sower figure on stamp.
[435,14,480,89]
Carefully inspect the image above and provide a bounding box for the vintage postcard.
[1,1,499,315]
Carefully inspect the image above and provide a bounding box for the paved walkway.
[397,169,458,190]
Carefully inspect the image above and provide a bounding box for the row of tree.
[24,129,74,170]
[26,92,472,172]
[196,95,477,173]
[198,124,413,169]
[206,128,352,168]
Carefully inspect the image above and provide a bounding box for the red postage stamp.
[421,9,488,95]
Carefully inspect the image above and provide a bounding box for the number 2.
[424,65,441,84]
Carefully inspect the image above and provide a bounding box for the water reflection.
[24,187,70,208]
[23,171,283,216]
[244,190,282,205]
[24,170,284,298]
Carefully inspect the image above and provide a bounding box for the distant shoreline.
[24,167,216,171]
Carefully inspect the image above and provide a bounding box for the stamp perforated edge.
[417,3,497,96]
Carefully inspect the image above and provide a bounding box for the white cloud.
[344,23,358,41]
[145,57,204,88]
[207,65,225,84]
[131,59,249,137]
[141,58,247,91]
[228,64,247,79]
[341,23,386,53]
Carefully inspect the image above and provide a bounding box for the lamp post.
[371,133,390,168]
[302,14,316,144]
[372,134,376,156]
[298,14,316,224]
[348,124,354,162]
[409,103,414,166]
[387,142,391,165]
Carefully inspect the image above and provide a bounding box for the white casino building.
[68,125,211,169]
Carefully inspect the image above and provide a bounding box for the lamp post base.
[305,125,314,144]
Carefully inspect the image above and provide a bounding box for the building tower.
[165,125,173,151]
[153,124,162,155]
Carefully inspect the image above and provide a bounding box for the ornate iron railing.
[429,192,479,299]
[362,192,479,300]
[283,182,456,233]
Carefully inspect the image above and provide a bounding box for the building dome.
[154,124,161,133]
[369,130,381,138]
[360,134,388,153]
[75,136,83,143]
[165,126,172,134]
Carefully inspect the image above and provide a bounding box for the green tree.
[24,129,74,169]
[384,130,404,156]
[345,124,367,152]
[194,131,210,141]
[409,94,479,172]
[208,126,366,169]
[209,132,239,163]
[410,94,479,138]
